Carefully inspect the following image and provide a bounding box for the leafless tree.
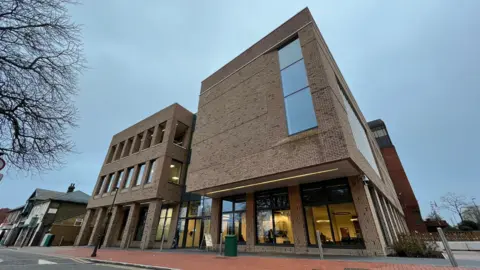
[441,192,467,222]
[0,0,84,172]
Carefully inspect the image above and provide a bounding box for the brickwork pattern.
[140,200,162,250]
[102,206,121,247]
[120,204,140,249]
[88,207,105,246]
[348,177,387,256]
[288,185,308,253]
[74,209,93,246]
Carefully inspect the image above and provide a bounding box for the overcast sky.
[1,0,479,223]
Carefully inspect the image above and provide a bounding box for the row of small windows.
[94,159,183,195]
[106,121,189,164]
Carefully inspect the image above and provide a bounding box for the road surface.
[0,248,140,270]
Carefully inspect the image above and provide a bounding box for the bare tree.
[441,192,467,222]
[0,0,84,172]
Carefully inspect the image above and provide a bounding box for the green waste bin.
[224,235,237,257]
[42,234,55,247]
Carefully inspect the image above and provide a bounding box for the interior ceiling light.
[207,168,339,195]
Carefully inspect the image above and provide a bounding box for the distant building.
[2,184,89,247]
[368,119,427,233]
[424,218,449,233]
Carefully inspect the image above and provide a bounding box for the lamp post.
[91,187,119,257]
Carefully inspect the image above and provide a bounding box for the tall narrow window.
[337,77,379,176]
[173,122,188,147]
[255,188,294,245]
[117,208,130,240]
[143,128,154,150]
[104,173,115,193]
[134,206,148,241]
[222,196,247,243]
[145,159,157,184]
[106,145,116,163]
[154,122,167,145]
[169,160,182,184]
[134,164,146,186]
[278,39,317,135]
[156,207,173,241]
[132,133,143,154]
[115,170,124,189]
[123,137,134,158]
[95,176,106,195]
[123,167,134,189]
[114,141,125,160]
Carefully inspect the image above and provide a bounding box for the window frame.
[254,188,294,246]
[156,206,174,242]
[301,179,365,249]
[221,195,247,244]
[278,38,317,136]
[145,159,157,184]
[134,163,146,186]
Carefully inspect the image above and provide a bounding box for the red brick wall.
[380,147,427,232]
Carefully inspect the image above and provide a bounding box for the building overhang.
[192,159,360,198]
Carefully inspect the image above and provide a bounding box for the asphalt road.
[0,249,139,270]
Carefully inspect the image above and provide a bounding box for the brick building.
[368,119,427,233]
[76,8,407,256]
[75,104,194,249]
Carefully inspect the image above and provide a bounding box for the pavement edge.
[85,258,179,270]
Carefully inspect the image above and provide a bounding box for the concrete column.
[288,185,308,253]
[379,195,398,241]
[246,193,255,251]
[102,206,122,247]
[140,200,163,250]
[388,203,403,235]
[120,204,140,249]
[210,198,221,250]
[370,188,394,246]
[88,207,106,246]
[348,177,387,256]
[401,215,410,234]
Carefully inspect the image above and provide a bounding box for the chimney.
[67,183,75,193]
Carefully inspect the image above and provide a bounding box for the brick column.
[75,209,94,246]
[120,204,140,249]
[210,198,221,250]
[140,200,163,250]
[379,195,398,241]
[370,188,394,246]
[348,177,387,256]
[102,206,122,247]
[288,185,308,253]
[246,193,255,251]
[88,207,106,246]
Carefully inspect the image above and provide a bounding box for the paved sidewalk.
[11,246,480,270]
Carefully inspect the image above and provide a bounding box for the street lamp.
[91,187,119,257]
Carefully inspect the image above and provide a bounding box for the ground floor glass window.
[156,206,173,241]
[302,179,364,248]
[255,188,294,245]
[221,196,246,243]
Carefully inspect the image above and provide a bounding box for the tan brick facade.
[76,104,194,249]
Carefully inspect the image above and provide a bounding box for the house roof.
[28,188,89,205]
[52,191,89,204]
[7,206,24,212]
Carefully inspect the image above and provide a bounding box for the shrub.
[392,234,441,258]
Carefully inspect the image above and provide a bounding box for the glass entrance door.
[184,218,202,248]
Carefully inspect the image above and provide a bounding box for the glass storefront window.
[329,203,362,245]
[301,178,364,248]
[305,205,334,245]
[255,188,294,245]
[256,210,274,244]
[222,195,246,243]
[188,201,201,217]
[156,207,173,241]
[179,202,188,218]
[203,198,212,216]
